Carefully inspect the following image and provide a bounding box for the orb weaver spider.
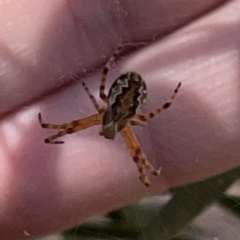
[38,47,181,187]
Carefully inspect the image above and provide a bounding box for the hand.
[0,0,238,239]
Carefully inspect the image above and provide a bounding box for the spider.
[38,47,181,187]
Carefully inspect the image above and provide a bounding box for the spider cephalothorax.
[100,72,147,140]
[39,47,181,187]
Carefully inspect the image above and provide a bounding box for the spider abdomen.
[100,72,147,139]
[108,72,147,120]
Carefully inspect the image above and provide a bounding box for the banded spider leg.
[39,46,181,187]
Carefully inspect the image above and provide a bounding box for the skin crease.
[0,0,239,239]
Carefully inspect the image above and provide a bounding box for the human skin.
[0,0,239,239]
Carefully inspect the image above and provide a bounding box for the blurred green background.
[38,166,240,240]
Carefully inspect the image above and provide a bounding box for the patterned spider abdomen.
[100,72,147,140]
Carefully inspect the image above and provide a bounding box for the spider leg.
[82,80,102,113]
[139,151,161,176]
[100,46,122,102]
[121,124,160,187]
[39,112,103,144]
[129,118,146,126]
[134,148,154,187]
[39,113,71,129]
[136,82,181,122]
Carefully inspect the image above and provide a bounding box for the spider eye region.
[99,122,117,140]
[100,109,128,140]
